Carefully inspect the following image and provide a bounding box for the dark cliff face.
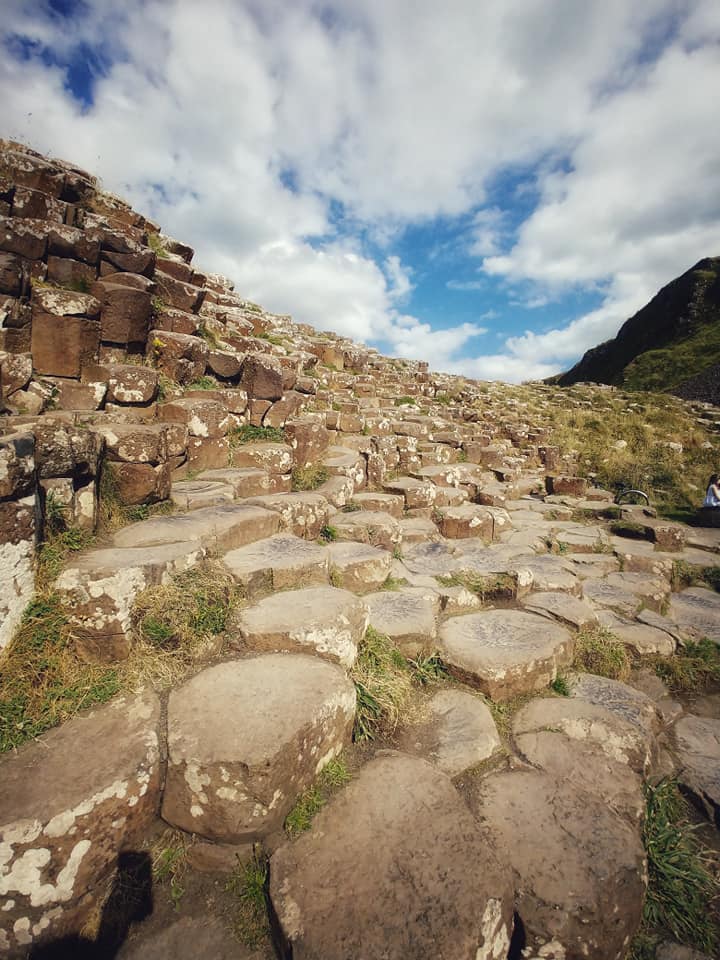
[556,257,720,388]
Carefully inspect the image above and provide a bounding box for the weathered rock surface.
[0,690,161,955]
[438,610,574,699]
[398,689,501,776]
[235,585,369,666]
[161,655,355,842]
[270,752,514,960]
[672,714,720,826]
[325,540,393,593]
[365,589,437,655]
[112,503,279,552]
[668,586,720,642]
[470,769,646,960]
[222,534,329,599]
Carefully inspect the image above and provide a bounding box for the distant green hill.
[554,258,720,401]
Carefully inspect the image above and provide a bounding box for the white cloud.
[0,0,718,383]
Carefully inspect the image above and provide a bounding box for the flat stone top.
[366,590,436,622]
[1,689,160,822]
[333,510,399,526]
[167,655,354,766]
[239,585,367,633]
[245,492,329,510]
[112,503,278,549]
[570,673,658,735]
[439,610,572,665]
[668,586,720,641]
[223,533,328,571]
[57,539,204,577]
[325,541,391,564]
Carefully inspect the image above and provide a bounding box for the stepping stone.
[112,503,279,552]
[566,552,620,579]
[198,466,272,497]
[402,540,460,577]
[514,693,655,776]
[511,715,645,824]
[469,769,645,960]
[244,492,331,539]
[269,752,514,960]
[604,571,670,612]
[398,689,501,776]
[570,673,660,743]
[581,577,642,617]
[382,476,436,509]
[508,554,580,594]
[554,523,612,554]
[161,655,355,842]
[435,503,494,540]
[0,690,161,955]
[521,590,598,629]
[433,485,470,507]
[56,540,206,660]
[230,441,294,475]
[170,479,235,510]
[399,516,440,543]
[332,510,402,551]
[235,586,369,667]
[348,491,404,517]
[322,445,366,488]
[437,610,574,700]
[315,473,355,507]
[597,610,675,656]
[672,714,720,826]
[365,590,437,656]
[325,541,393,593]
[667,587,720,642]
[223,533,329,599]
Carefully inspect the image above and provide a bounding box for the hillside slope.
[555,257,720,399]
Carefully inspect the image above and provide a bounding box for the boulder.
[437,609,574,699]
[398,689,501,776]
[470,769,645,960]
[236,585,369,667]
[270,752,514,960]
[0,690,162,955]
[161,655,355,841]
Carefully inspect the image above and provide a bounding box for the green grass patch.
[406,651,450,685]
[319,524,338,542]
[132,560,242,655]
[150,829,190,910]
[379,575,408,591]
[225,853,270,947]
[229,424,285,445]
[350,626,413,741]
[641,779,718,954]
[147,232,170,259]
[196,321,220,349]
[284,756,351,837]
[610,520,649,540]
[550,674,571,696]
[187,374,218,390]
[394,396,416,406]
[649,638,720,694]
[0,595,120,753]
[573,625,631,681]
[436,571,515,602]
[291,464,329,491]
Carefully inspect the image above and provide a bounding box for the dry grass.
[573,624,631,681]
[350,626,413,740]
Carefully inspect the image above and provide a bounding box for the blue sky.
[2,0,719,381]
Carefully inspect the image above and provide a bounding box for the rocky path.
[1,140,719,960]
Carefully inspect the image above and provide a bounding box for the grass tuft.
[0,595,120,753]
[406,651,450,685]
[649,638,720,693]
[284,756,351,838]
[550,674,571,696]
[573,624,631,681]
[150,829,191,910]
[187,374,218,390]
[641,779,718,953]
[319,524,338,542]
[229,424,285,446]
[225,852,270,947]
[350,626,413,741]
[291,464,329,491]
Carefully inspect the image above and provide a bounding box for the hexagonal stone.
[437,610,574,700]
[349,491,404,517]
[222,534,329,600]
[244,492,331,540]
[469,769,646,960]
[0,690,161,955]
[161,655,355,841]
[570,673,660,744]
[198,467,272,498]
[398,689,501,776]
[521,590,598,629]
[668,587,720,642]
[236,586,369,667]
[509,555,579,594]
[270,752,514,960]
[597,610,675,656]
[382,476,436,509]
[581,576,642,617]
[170,479,235,511]
[435,503,494,540]
[112,503,279,552]
[325,541,393,593]
[365,590,437,656]
[230,442,294,475]
[332,510,402,551]
[399,516,441,544]
[672,714,720,826]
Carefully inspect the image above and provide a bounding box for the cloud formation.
[1,0,719,380]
